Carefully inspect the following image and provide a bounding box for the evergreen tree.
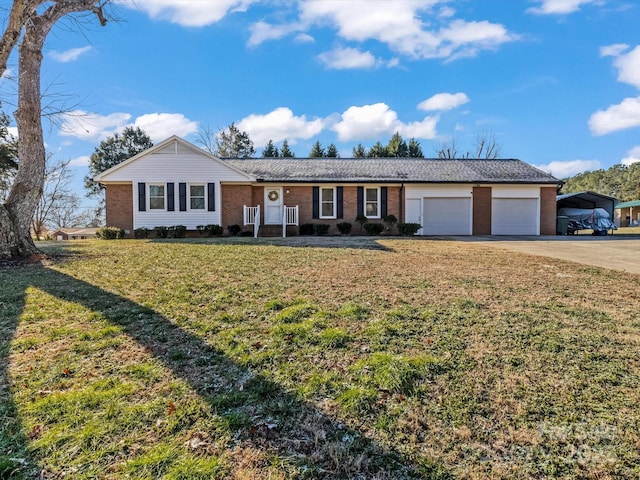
[326,143,340,158]
[309,141,325,158]
[386,132,408,157]
[408,138,424,157]
[367,141,388,158]
[352,143,367,158]
[215,122,255,158]
[262,139,279,157]
[280,139,295,158]
[85,127,153,198]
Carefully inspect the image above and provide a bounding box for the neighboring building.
[52,227,100,241]
[95,136,561,237]
[615,200,640,227]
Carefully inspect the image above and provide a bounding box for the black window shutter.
[208,183,215,211]
[357,186,364,217]
[138,182,146,211]
[312,186,319,219]
[167,183,175,211]
[336,187,344,219]
[179,183,187,211]
[381,187,388,217]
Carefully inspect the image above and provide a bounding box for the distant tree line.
[560,163,640,202]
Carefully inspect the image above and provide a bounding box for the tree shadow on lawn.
[0,261,441,479]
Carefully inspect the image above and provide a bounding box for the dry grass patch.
[1,237,639,479]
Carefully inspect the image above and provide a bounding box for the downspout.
[400,183,404,222]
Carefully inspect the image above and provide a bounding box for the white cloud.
[133,113,198,141]
[58,110,198,142]
[69,155,90,167]
[118,0,256,27]
[49,46,92,63]
[600,43,629,58]
[608,45,640,89]
[248,21,304,46]
[589,97,640,135]
[534,159,601,178]
[317,47,378,70]
[236,107,325,146]
[253,1,516,61]
[418,92,469,111]
[331,102,438,141]
[527,0,603,15]
[621,145,640,166]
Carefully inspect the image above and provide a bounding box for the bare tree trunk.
[0,1,109,258]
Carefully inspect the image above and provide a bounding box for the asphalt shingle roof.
[222,157,559,184]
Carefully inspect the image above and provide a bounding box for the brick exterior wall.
[540,186,557,235]
[221,184,252,231]
[222,184,402,235]
[105,184,133,237]
[473,187,492,235]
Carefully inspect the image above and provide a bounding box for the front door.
[264,187,283,224]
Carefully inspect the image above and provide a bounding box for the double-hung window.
[189,184,205,210]
[365,187,380,218]
[149,184,165,210]
[320,187,336,218]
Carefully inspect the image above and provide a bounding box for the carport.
[556,191,618,219]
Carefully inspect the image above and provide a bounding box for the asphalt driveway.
[454,235,640,275]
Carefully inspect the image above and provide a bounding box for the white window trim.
[364,186,381,219]
[148,183,166,211]
[320,186,336,219]
[188,183,206,211]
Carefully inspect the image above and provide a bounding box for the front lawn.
[1,238,639,479]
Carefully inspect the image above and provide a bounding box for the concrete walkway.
[453,235,640,275]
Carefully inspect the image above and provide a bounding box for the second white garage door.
[492,198,539,235]
[423,197,472,235]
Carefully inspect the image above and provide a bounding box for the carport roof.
[222,157,560,184]
[557,191,618,218]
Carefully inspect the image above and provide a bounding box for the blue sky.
[2,0,640,211]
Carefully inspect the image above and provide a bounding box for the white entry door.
[405,198,423,235]
[264,187,283,224]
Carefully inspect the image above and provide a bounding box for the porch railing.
[282,205,299,237]
[243,205,260,238]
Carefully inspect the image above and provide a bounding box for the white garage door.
[422,197,472,235]
[492,198,539,235]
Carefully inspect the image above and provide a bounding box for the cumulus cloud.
[418,92,469,111]
[331,103,438,141]
[589,97,640,135]
[534,159,601,178]
[252,1,516,61]
[49,46,92,63]
[58,110,198,142]
[621,145,640,166]
[317,47,378,70]
[69,155,90,167]
[118,0,256,27]
[527,0,602,15]
[236,107,325,146]
[605,44,640,89]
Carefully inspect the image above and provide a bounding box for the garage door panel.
[423,197,471,235]
[492,198,538,235]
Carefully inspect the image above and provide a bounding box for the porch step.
[257,225,299,237]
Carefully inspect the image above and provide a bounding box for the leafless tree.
[0,1,112,258]
[436,131,502,159]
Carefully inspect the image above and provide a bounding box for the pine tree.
[386,132,408,157]
[408,138,424,157]
[215,122,255,158]
[262,139,279,157]
[352,143,367,158]
[367,141,388,158]
[326,143,339,158]
[309,141,325,158]
[280,139,295,158]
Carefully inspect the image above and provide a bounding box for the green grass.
[1,237,639,479]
